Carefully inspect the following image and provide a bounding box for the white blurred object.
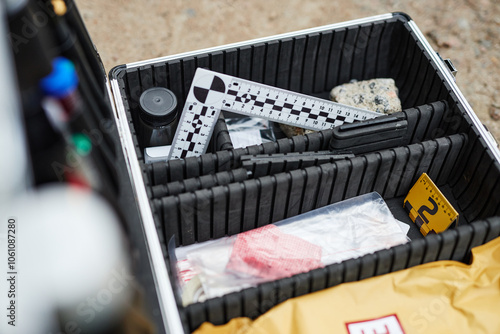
[1,185,132,334]
[0,0,30,203]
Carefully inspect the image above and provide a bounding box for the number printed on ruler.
[168,68,381,160]
[224,80,376,129]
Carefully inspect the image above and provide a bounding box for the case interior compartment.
[109,13,500,333]
[146,100,449,183]
[155,133,468,245]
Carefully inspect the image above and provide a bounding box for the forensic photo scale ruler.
[168,68,381,160]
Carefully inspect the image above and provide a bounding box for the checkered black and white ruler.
[167,68,381,160]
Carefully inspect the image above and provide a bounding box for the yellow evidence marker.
[404,173,459,236]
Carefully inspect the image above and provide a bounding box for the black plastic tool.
[241,151,354,177]
[329,101,447,154]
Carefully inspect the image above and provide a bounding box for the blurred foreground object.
[5,185,133,333]
[0,0,30,203]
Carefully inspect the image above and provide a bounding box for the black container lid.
[139,87,178,126]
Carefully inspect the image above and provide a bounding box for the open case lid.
[3,0,168,332]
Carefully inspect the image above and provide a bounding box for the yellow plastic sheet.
[195,237,500,334]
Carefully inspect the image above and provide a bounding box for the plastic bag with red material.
[175,192,409,305]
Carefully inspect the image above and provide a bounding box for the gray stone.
[279,123,315,138]
[330,78,402,114]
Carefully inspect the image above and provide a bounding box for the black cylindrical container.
[138,87,179,147]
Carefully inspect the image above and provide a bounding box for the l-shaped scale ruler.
[168,68,382,160]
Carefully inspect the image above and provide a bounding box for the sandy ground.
[75,0,500,143]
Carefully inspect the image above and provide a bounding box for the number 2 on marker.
[417,197,439,224]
